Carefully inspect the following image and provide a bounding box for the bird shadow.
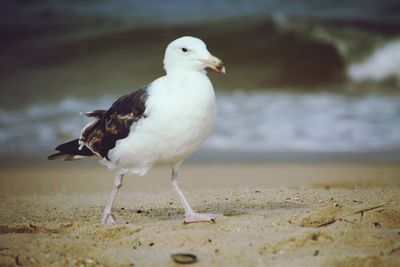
[117,198,309,223]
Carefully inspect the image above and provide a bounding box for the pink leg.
[171,162,216,224]
[101,171,125,225]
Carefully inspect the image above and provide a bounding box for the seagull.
[48,36,225,225]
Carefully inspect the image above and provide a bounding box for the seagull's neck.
[163,68,212,93]
[165,68,207,78]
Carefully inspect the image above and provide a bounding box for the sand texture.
[0,163,399,266]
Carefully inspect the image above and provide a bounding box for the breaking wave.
[348,39,400,82]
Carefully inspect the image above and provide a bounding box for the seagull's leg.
[171,162,216,224]
[101,171,126,225]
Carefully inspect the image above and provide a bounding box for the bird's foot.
[183,212,216,224]
[101,213,125,225]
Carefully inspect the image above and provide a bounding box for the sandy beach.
[1,2,400,266]
[0,162,399,266]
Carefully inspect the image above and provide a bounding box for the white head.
[163,36,225,74]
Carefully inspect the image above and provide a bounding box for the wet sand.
[0,162,399,266]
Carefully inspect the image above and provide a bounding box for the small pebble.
[311,233,319,241]
[132,241,141,249]
[373,222,381,228]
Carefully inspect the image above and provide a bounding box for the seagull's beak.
[201,55,226,74]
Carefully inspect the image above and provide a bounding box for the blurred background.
[1,0,400,163]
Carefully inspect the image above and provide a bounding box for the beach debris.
[299,202,387,227]
[0,224,60,234]
[356,203,387,215]
[260,232,333,254]
[61,223,73,228]
[313,250,320,256]
[388,246,400,255]
[171,253,197,264]
[222,210,248,217]
[15,255,22,266]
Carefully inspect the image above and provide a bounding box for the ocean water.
[209,91,400,152]
[1,91,399,160]
[2,0,399,25]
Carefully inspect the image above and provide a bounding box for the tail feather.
[47,152,66,160]
[85,109,106,118]
[47,152,81,161]
[48,138,94,161]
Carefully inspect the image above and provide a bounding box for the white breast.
[107,71,216,174]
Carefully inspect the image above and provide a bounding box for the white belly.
[107,73,216,174]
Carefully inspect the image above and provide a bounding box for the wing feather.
[81,87,148,159]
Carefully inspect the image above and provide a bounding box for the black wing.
[81,87,148,159]
[47,138,94,160]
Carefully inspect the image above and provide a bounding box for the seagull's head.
[163,36,225,75]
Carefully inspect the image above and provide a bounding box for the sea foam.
[348,39,400,82]
[1,92,399,159]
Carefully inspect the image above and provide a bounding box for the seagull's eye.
[181,47,189,53]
